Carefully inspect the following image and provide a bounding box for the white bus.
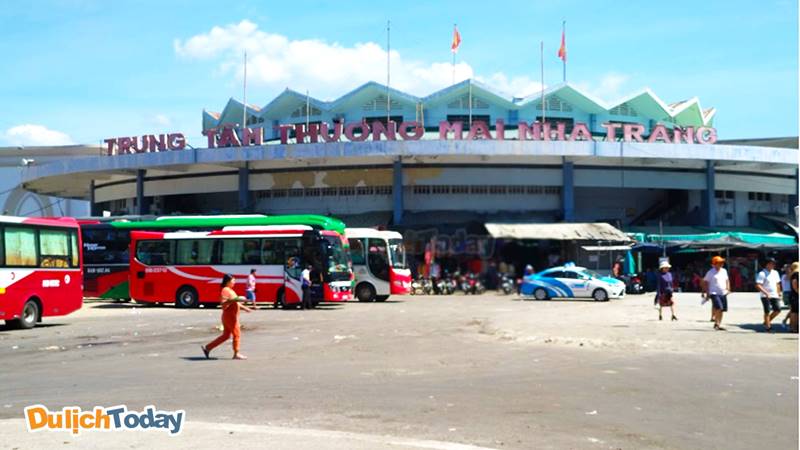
[346,228,411,302]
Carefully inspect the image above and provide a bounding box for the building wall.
[573,187,665,225]
[0,167,88,217]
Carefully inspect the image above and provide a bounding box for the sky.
[0,0,797,148]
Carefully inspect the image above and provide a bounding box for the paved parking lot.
[1,292,797,449]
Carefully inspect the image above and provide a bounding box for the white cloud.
[150,114,172,127]
[174,20,543,100]
[574,72,632,103]
[2,124,74,146]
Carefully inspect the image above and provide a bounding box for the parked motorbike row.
[408,272,524,296]
[410,271,645,296]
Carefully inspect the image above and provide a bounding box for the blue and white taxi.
[520,265,626,301]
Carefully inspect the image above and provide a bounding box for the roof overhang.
[485,222,632,241]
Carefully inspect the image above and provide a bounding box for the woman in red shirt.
[202,274,253,360]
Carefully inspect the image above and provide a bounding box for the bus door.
[367,238,391,293]
[301,230,326,302]
[282,237,304,304]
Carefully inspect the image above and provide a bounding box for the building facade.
[20,80,798,230]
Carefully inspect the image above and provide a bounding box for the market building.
[18,80,799,273]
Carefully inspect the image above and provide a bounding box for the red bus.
[79,214,347,301]
[0,216,83,329]
[129,225,352,308]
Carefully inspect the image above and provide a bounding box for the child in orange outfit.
[202,273,253,360]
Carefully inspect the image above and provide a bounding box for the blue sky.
[0,0,797,147]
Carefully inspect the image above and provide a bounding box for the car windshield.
[388,238,406,269]
[578,269,603,279]
[322,235,350,274]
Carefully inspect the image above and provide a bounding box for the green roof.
[109,214,346,235]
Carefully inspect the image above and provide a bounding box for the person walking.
[755,257,782,332]
[789,262,798,333]
[656,261,677,321]
[201,274,253,360]
[301,264,312,309]
[781,264,793,327]
[245,268,257,308]
[702,256,730,331]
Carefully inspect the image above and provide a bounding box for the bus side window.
[220,239,245,264]
[243,239,260,264]
[261,239,280,265]
[349,238,366,265]
[39,229,71,268]
[5,227,37,267]
[0,226,5,266]
[176,239,213,265]
[69,231,79,267]
[136,240,173,266]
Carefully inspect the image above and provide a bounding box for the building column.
[136,169,147,215]
[393,158,404,225]
[238,162,251,213]
[702,160,716,227]
[562,158,574,222]
[89,180,99,216]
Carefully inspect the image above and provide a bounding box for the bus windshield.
[388,238,406,269]
[322,235,350,276]
[82,228,130,264]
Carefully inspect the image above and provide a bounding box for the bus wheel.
[276,289,288,309]
[175,286,199,308]
[356,283,376,302]
[375,295,389,302]
[12,299,40,329]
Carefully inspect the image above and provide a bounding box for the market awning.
[645,231,797,249]
[485,222,632,242]
[581,245,635,251]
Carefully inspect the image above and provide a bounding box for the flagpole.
[242,51,247,130]
[468,79,472,126]
[452,23,456,85]
[306,90,310,141]
[540,41,545,124]
[562,20,566,82]
[387,20,391,125]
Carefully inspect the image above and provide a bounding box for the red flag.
[557,24,566,62]
[451,26,461,53]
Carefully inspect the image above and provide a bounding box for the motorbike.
[410,278,433,295]
[499,273,515,295]
[435,277,454,295]
[464,272,486,295]
[616,275,644,295]
[626,275,645,295]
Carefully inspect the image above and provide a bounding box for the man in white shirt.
[301,265,312,309]
[702,256,730,331]
[755,257,782,332]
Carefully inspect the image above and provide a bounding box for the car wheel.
[175,286,199,308]
[533,288,548,300]
[356,283,376,302]
[592,288,609,302]
[12,299,40,329]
